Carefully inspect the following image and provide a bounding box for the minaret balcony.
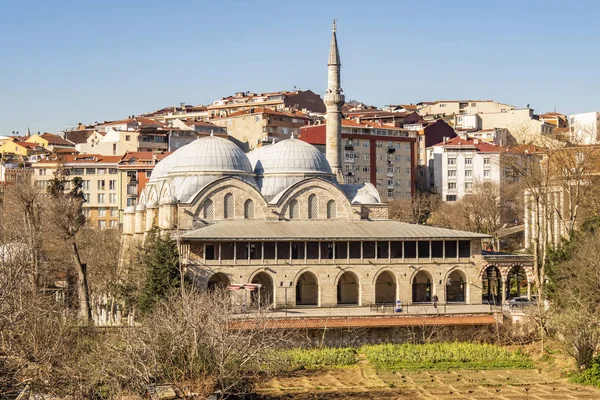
[324,93,345,105]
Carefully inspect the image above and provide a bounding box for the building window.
[98,220,106,229]
[98,207,106,217]
[483,170,491,178]
[484,158,490,165]
[289,199,299,219]
[448,182,457,190]
[83,208,91,218]
[97,180,105,190]
[224,193,234,219]
[97,168,107,175]
[448,170,456,177]
[388,190,394,198]
[308,194,318,219]
[125,135,131,141]
[110,207,118,217]
[110,220,118,227]
[465,182,473,191]
[97,193,105,204]
[448,158,456,165]
[376,142,384,148]
[72,168,84,175]
[81,180,90,191]
[83,193,90,203]
[465,169,472,177]
[109,180,116,190]
[109,193,117,204]
[446,195,457,201]
[86,168,96,175]
[363,141,369,148]
[363,154,370,161]
[465,158,472,165]
[203,199,214,219]
[244,199,254,219]
[326,200,336,219]
[108,168,118,174]
[363,166,370,172]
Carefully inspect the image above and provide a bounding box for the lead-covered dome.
[170,135,253,174]
[252,138,332,175]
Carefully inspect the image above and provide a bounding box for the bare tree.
[389,191,441,224]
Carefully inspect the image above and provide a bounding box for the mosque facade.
[122,23,532,308]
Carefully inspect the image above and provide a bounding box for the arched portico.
[295,271,319,306]
[337,271,359,305]
[375,270,396,304]
[445,269,466,303]
[412,270,433,303]
[207,272,230,291]
[481,265,502,304]
[250,272,274,307]
[506,265,527,300]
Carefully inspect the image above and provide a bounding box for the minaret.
[324,19,345,180]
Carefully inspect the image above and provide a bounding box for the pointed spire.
[291,132,295,139]
[210,129,214,136]
[328,18,340,66]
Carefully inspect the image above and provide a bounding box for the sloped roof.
[39,133,75,146]
[181,220,490,240]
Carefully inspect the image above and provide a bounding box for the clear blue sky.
[1,0,599,134]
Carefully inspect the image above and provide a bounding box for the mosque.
[122,22,533,308]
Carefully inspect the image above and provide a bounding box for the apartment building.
[428,135,534,201]
[346,110,423,127]
[539,112,568,129]
[417,100,515,117]
[33,155,122,228]
[299,119,417,201]
[25,133,76,153]
[454,128,509,145]
[0,162,33,204]
[0,140,47,160]
[141,104,209,123]
[117,151,170,217]
[207,90,325,118]
[568,112,600,144]
[211,108,310,150]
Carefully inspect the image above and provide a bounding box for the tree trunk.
[71,240,92,324]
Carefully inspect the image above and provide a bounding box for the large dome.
[252,138,332,175]
[170,135,253,174]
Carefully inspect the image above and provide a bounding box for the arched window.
[244,199,254,219]
[308,194,318,219]
[203,199,214,219]
[289,199,299,219]
[327,200,337,219]
[224,193,234,219]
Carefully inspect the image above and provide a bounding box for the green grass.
[360,343,534,371]
[283,347,358,369]
[570,357,600,388]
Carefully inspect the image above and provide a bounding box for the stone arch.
[336,271,359,305]
[444,268,467,303]
[138,189,148,205]
[506,265,528,300]
[244,199,254,219]
[411,269,433,303]
[374,270,396,304]
[158,180,174,202]
[272,177,355,220]
[207,272,230,291]
[250,271,274,308]
[327,199,337,219]
[308,194,318,219]
[147,185,158,202]
[481,265,502,304]
[295,270,319,306]
[223,192,234,219]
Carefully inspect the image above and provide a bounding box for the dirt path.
[258,367,600,399]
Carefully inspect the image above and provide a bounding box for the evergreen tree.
[137,227,181,316]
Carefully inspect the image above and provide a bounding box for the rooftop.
[181,220,490,241]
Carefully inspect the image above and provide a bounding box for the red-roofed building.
[25,133,77,153]
[428,135,541,201]
[211,107,310,150]
[300,119,417,201]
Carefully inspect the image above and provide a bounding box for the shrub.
[571,357,600,388]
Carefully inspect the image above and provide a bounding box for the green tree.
[137,227,181,316]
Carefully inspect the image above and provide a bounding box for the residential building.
[25,133,76,153]
[117,151,171,218]
[0,140,48,160]
[207,90,326,118]
[33,154,122,228]
[401,119,457,191]
[384,104,419,113]
[0,162,33,204]
[568,112,600,144]
[454,128,509,145]
[299,119,417,201]
[346,110,424,127]
[417,100,515,117]
[539,112,568,129]
[211,108,309,150]
[428,135,537,201]
[140,104,209,123]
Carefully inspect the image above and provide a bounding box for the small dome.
[170,135,253,174]
[124,206,136,213]
[246,144,272,171]
[149,155,176,181]
[254,138,332,175]
[351,183,381,204]
[146,200,159,208]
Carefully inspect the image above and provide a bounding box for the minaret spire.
[324,19,345,181]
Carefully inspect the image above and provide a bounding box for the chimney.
[443,137,447,144]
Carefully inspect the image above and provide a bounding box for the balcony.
[345,144,354,151]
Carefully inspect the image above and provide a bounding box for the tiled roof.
[14,141,41,150]
[35,154,122,165]
[219,108,308,119]
[120,151,171,162]
[181,219,490,240]
[230,315,496,330]
[434,136,501,153]
[183,120,218,127]
[40,133,75,146]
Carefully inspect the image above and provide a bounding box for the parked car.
[508,297,532,309]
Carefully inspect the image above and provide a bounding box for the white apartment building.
[417,100,515,117]
[428,136,529,202]
[568,112,600,144]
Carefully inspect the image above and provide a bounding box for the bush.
[360,342,533,371]
[284,348,358,369]
[571,357,600,388]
